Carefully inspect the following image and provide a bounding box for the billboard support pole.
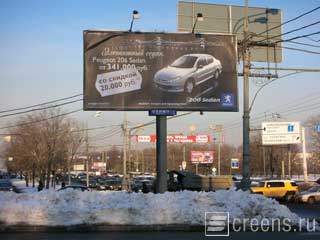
[156,115,167,193]
[241,0,251,190]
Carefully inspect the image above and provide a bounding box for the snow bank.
[0,189,299,226]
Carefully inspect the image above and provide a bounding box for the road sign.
[231,158,239,169]
[262,122,301,145]
[177,1,282,63]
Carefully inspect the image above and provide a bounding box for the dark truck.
[167,170,234,191]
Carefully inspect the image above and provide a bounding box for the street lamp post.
[241,0,251,191]
[191,13,204,33]
[188,124,197,174]
[129,10,140,32]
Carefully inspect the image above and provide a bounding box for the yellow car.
[251,180,298,202]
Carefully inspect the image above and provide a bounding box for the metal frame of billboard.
[83,30,238,112]
[177,1,282,63]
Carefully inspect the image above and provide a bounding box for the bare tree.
[3,107,84,188]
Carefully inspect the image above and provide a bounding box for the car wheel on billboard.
[184,79,195,95]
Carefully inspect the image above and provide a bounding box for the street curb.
[0,224,204,233]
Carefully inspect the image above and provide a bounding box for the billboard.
[136,135,211,143]
[191,151,214,164]
[262,122,301,145]
[84,31,238,111]
[73,164,85,171]
[177,1,282,63]
[91,162,106,170]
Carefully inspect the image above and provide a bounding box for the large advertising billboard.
[190,151,214,164]
[84,31,238,111]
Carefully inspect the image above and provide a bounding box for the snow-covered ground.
[0,189,300,226]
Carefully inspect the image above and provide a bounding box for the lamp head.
[266,8,279,15]
[196,13,204,22]
[133,10,139,19]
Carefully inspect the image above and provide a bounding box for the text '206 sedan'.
[153,54,222,95]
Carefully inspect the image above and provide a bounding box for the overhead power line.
[305,36,320,42]
[0,93,83,114]
[0,99,83,118]
[0,109,83,130]
[255,6,320,37]
[71,125,122,133]
[256,20,320,44]
[279,46,320,55]
[274,31,320,44]
[287,40,320,48]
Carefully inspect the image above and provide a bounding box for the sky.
[0,0,319,151]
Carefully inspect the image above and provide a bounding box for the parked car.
[104,180,122,191]
[131,180,153,193]
[251,180,298,202]
[57,185,89,192]
[0,179,14,192]
[295,185,320,204]
[154,54,222,95]
[88,178,98,189]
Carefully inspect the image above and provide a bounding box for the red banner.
[190,151,214,164]
[136,135,211,143]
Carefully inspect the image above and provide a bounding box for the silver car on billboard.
[153,54,222,94]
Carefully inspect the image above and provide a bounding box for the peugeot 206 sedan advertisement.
[84,31,238,112]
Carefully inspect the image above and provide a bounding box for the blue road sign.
[287,125,294,132]
[149,110,177,116]
[231,159,239,169]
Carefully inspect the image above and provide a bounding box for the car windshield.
[170,56,197,68]
[258,181,265,187]
[308,186,320,192]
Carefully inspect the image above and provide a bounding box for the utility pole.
[183,144,186,169]
[135,149,139,172]
[85,127,89,188]
[302,127,308,182]
[141,152,144,174]
[122,112,128,190]
[288,145,291,178]
[262,147,266,178]
[218,132,221,176]
[241,0,251,190]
